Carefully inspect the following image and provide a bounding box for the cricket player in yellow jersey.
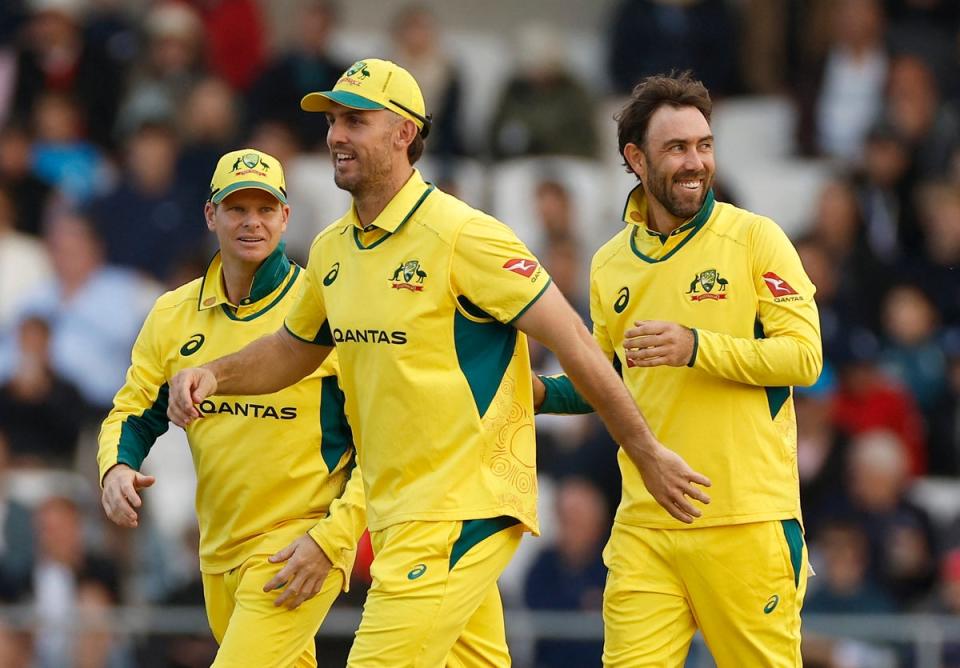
[166,59,712,667]
[98,149,366,668]
[535,73,823,667]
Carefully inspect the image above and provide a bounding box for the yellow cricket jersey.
[285,170,551,534]
[549,187,821,529]
[98,244,366,577]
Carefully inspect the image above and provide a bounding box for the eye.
[699,141,714,151]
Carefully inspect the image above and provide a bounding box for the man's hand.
[167,367,218,427]
[101,464,156,528]
[263,534,333,610]
[631,442,711,523]
[623,321,695,368]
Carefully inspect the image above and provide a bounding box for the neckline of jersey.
[197,241,296,317]
[352,184,436,251]
[627,189,716,264]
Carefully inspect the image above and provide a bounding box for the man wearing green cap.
[98,149,366,667]
[168,60,710,666]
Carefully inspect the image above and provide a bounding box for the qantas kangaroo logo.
[762,272,798,297]
[503,258,539,278]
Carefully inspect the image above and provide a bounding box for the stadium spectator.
[189,0,267,92]
[390,4,464,164]
[809,177,891,332]
[0,315,87,466]
[795,368,850,541]
[175,77,241,213]
[11,0,124,149]
[89,121,206,283]
[881,54,960,182]
[843,430,937,608]
[878,283,947,418]
[524,477,608,668]
[852,123,918,263]
[0,431,34,603]
[29,91,111,204]
[115,2,205,140]
[798,0,888,161]
[927,331,960,475]
[607,0,740,96]
[2,211,160,412]
[29,495,122,668]
[901,181,960,327]
[0,121,52,236]
[489,23,598,159]
[831,327,927,476]
[0,183,50,330]
[245,0,346,150]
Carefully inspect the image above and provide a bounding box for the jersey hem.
[614,508,800,530]
[367,506,539,536]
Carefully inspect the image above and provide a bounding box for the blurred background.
[0,0,959,666]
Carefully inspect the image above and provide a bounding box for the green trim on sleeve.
[754,317,791,417]
[687,328,699,368]
[284,319,333,346]
[506,277,553,325]
[537,375,594,415]
[117,383,170,470]
[449,516,519,571]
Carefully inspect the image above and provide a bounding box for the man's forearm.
[207,328,330,395]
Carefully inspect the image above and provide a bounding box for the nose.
[327,119,347,148]
[683,146,705,172]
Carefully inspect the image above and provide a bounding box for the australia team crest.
[390,260,427,291]
[687,268,728,301]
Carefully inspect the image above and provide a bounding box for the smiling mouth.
[334,152,356,166]
[238,236,264,243]
[676,178,703,191]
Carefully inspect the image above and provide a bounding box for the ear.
[395,118,418,153]
[204,201,217,231]
[279,203,291,235]
[623,143,646,182]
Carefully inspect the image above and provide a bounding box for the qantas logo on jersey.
[762,272,803,302]
[197,400,297,420]
[687,268,728,301]
[503,258,539,278]
[333,328,408,345]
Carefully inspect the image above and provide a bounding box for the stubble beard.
[644,157,712,220]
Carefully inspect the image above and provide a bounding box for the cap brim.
[211,181,286,204]
[300,90,386,113]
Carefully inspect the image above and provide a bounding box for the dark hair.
[407,132,425,165]
[615,71,712,172]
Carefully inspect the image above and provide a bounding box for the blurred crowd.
[0,0,958,666]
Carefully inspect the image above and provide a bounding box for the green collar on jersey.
[627,189,715,264]
[198,241,293,311]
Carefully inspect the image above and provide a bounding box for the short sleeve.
[450,217,552,324]
[285,242,333,345]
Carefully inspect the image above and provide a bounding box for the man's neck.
[645,196,684,236]
[220,256,257,306]
[354,167,415,228]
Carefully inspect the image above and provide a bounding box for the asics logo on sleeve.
[407,563,427,580]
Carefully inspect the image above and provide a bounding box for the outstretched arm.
[515,284,711,523]
[167,327,332,427]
